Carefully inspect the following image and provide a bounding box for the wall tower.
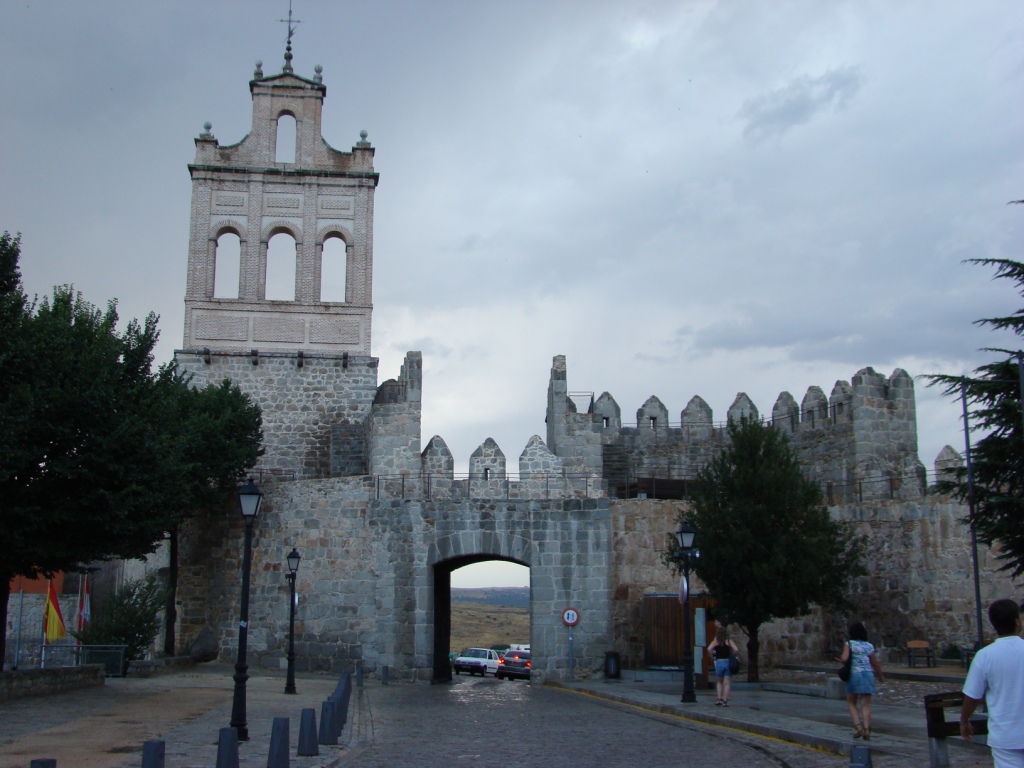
[176,48,381,480]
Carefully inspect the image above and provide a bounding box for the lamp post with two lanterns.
[675,522,700,704]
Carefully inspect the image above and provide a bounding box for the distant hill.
[451,586,529,609]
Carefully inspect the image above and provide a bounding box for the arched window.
[265,232,297,300]
[320,236,347,302]
[213,232,241,299]
[275,114,296,164]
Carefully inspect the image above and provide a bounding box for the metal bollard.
[318,700,338,745]
[30,761,57,768]
[381,665,389,685]
[267,717,290,768]
[141,740,166,768]
[850,746,873,768]
[297,708,319,756]
[215,727,240,768]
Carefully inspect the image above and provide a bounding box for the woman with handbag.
[707,626,740,706]
[840,622,886,740]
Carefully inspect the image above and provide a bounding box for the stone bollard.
[215,727,239,768]
[297,708,319,756]
[318,700,338,745]
[30,761,57,768]
[850,745,873,767]
[141,740,166,768]
[267,717,290,768]
[381,665,389,685]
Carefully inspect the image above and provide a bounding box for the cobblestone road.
[340,676,847,768]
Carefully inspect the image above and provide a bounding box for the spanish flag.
[44,579,67,644]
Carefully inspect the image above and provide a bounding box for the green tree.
[0,232,263,667]
[664,417,866,681]
[926,257,1024,578]
[153,370,263,654]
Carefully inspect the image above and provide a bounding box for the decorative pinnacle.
[360,130,368,141]
[254,60,264,78]
[314,64,323,83]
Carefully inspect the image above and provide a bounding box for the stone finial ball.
[204,122,213,132]
[315,64,323,74]
[256,60,262,68]
[360,130,368,141]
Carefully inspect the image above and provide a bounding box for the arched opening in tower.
[432,557,529,683]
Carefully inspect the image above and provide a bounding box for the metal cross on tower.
[279,0,302,73]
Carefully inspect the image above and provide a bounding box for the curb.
[548,683,852,757]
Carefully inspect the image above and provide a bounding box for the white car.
[453,647,500,676]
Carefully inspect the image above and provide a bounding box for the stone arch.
[316,224,353,245]
[262,220,302,242]
[209,219,249,242]
[428,531,535,567]
[429,533,535,681]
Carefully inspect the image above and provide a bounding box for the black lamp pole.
[284,547,301,695]
[230,477,263,741]
[676,522,700,704]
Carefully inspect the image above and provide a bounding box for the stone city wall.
[176,477,614,682]
[607,496,1017,670]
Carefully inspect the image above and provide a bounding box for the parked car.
[453,647,500,676]
[496,649,531,680]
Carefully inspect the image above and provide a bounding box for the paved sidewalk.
[0,663,994,767]
[560,666,992,767]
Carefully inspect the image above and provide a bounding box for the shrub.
[76,573,166,668]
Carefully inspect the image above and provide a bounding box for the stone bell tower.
[176,41,381,480]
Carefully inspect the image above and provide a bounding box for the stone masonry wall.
[176,477,614,682]
[607,496,1017,670]
[175,350,378,480]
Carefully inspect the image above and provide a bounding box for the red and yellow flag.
[44,579,67,644]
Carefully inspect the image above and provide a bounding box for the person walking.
[960,599,1024,768]
[840,622,885,740]
[707,626,739,706]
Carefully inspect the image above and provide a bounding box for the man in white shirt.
[961,598,1024,768]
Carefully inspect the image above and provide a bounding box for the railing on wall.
[372,472,606,501]
[366,467,954,503]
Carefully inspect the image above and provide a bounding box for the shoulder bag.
[838,644,852,682]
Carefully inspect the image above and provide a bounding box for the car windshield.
[511,652,530,661]
[467,649,487,658]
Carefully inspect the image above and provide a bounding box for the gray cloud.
[739,66,863,141]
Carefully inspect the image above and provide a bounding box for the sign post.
[562,608,580,681]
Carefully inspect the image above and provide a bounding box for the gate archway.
[432,554,529,682]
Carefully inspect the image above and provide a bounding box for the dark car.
[496,649,531,680]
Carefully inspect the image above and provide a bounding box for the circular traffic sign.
[562,607,580,627]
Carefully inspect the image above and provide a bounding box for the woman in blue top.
[840,622,886,740]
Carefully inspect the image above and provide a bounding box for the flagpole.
[13,577,24,670]
[41,579,49,670]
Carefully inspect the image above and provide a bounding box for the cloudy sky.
[2,2,1022,586]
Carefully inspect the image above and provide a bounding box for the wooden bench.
[923,692,987,768]
[906,640,936,668]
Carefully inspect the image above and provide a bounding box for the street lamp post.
[284,547,301,695]
[675,522,700,704]
[230,477,263,741]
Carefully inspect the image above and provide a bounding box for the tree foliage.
[76,574,167,670]
[926,257,1024,578]
[664,417,866,681]
[0,232,263,667]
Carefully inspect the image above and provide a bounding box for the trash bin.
[604,651,621,679]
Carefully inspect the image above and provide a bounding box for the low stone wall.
[0,665,104,702]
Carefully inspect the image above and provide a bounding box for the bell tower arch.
[176,48,382,481]
[182,57,378,355]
